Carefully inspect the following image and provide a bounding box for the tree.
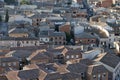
[5,9,9,22]
[65,32,71,42]
[0,15,2,22]
[20,0,30,5]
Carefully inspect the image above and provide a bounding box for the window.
[81,73,84,76]
[88,40,90,42]
[2,63,5,67]
[76,55,79,58]
[8,63,11,66]
[71,55,74,58]
[37,19,39,21]
[93,75,96,78]
[37,23,39,25]
[109,39,111,41]
[50,38,53,41]
[98,74,101,80]
[91,40,94,42]
[26,41,29,43]
[114,38,116,41]
[80,40,82,43]
[66,55,69,59]
[59,42,61,44]
[46,38,48,41]
[55,37,57,40]
[102,73,106,77]
[55,42,57,45]
[59,37,61,39]
[40,38,43,41]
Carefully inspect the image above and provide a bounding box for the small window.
[41,39,43,41]
[66,55,69,59]
[91,40,94,42]
[8,63,11,66]
[46,38,48,41]
[55,42,57,45]
[2,63,5,67]
[114,38,116,41]
[37,19,39,21]
[37,23,39,25]
[55,37,57,40]
[59,37,61,39]
[71,55,74,58]
[59,42,61,44]
[76,55,79,58]
[103,73,106,77]
[81,73,84,76]
[26,41,29,43]
[50,38,53,41]
[80,40,82,42]
[109,39,111,41]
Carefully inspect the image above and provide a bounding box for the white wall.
[9,15,32,25]
[109,33,115,43]
[0,40,40,47]
[99,38,109,47]
[114,42,119,52]
[82,49,101,59]
[74,25,84,34]
[0,40,17,47]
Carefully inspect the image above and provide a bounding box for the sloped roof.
[87,64,108,75]
[75,32,97,39]
[100,53,120,68]
[67,63,88,73]
[11,50,33,58]
[62,72,81,80]
[79,59,94,66]
[18,69,39,79]
[0,57,19,62]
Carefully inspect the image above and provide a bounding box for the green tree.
[65,32,71,42]
[5,9,9,22]
[0,15,2,22]
[20,0,30,5]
